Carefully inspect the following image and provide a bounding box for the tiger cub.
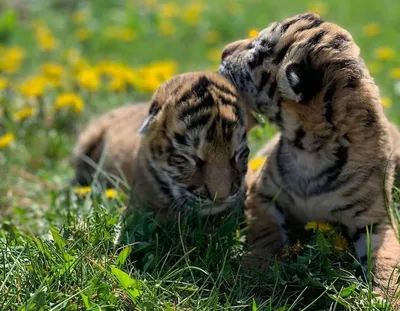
[73,72,256,218]
[219,13,400,305]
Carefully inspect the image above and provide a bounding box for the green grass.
[1,0,400,310]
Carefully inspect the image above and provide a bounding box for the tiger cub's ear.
[277,61,323,103]
[138,101,162,135]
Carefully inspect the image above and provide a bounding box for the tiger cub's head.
[139,72,256,215]
[219,13,377,150]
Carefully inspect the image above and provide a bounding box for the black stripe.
[206,119,217,142]
[297,19,324,32]
[281,18,300,33]
[268,81,277,99]
[274,98,283,128]
[309,30,327,46]
[323,84,335,123]
[327,34,349,50]
[179,76,210,103]
[273,44,290,65]
[259,193,273,202]
[212,81,237,98]
[187,112,212,130]
[248,52,264,69]
[149,101,161,115]
[293,127,306,149]
[174,133,187,146]
[325,144,348,183]
[179,93,214,119]
[343,166,377,197]
[359,255,368,265]
[258,71,271,92]
[147,162,171,197]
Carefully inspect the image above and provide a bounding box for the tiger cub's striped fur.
[219,13,400,306]
[73,72,256,218]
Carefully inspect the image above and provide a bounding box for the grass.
[1,0,400,310]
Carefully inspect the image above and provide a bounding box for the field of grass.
[1,0,400,310]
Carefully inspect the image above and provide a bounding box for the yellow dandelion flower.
[41,63,64,86]
[207,48,222,63]
[158,20,176,36]
[104,26,136,41]
[181,1,204,25]
[390,68,400,79]
[0,47,25,74]
[249,157,267,171]
[13,107,34,122]
[134,60,178,93]
[367,62,382,75]
[104,188,119,199]
[0,133,15,148]
[363,23,381,37]
[75,28,92,41]
[108,77,127,92]
[73,186,91,196]
[204,30,220,44]
[55,93,85,113]
[0,77,8,91]
[72,11,89,24]
[304,221,333,233]
[18,75,48,98]
[77,68,100,92]
[33,21,59,51]
[307,2,328,17]
[334,234,349,253]
[376,47,395,61]
[160,2,179,18]
[248,29,259,39]
[381,97,392,108]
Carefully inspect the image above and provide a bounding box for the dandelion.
[181,1,204,25]
[204,31,220,44]
[77,68,100,92]
[390,68,400,79]
[159,2,179,18]
[207,48,222,63]
[304,221,333,233]
[0,133,15,149]
[0,47,25,74]
[104,188,119,199]
[73,186,91,196]
[381,97,392,108]
[134,60,178,93]
[158,20,176,36]
[367,62,382,75]
[248,29,259,38]
[376,47,395,61]
[249,157,267,171]
[13,107,34,122]
[33,22,58,51]
[0,77,8,91]
[18,75,48,98]
[41,63,64,86]
[307,2,328,17]
[363,23,381,37]
[75,28,92,41]
[72,11,89,24]
[55,93,85,113]
[334,234,349,253]
[104,26,136,41]
[108,77,127,92]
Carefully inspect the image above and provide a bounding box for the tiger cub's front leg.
[244,159,289,270]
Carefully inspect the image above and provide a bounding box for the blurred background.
[1,0,400,223]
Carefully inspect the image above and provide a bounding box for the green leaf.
[115,246,132,266]
[340,284,357,298]
[50,226,66,250]
[110,266,143,302]
[252,299,258,311]
[80,292,91,309]
[164,302,173,311]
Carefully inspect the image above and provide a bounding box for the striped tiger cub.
[73,72,256,218]
[219,13,400,306]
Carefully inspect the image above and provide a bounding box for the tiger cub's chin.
[73,71,256,219]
